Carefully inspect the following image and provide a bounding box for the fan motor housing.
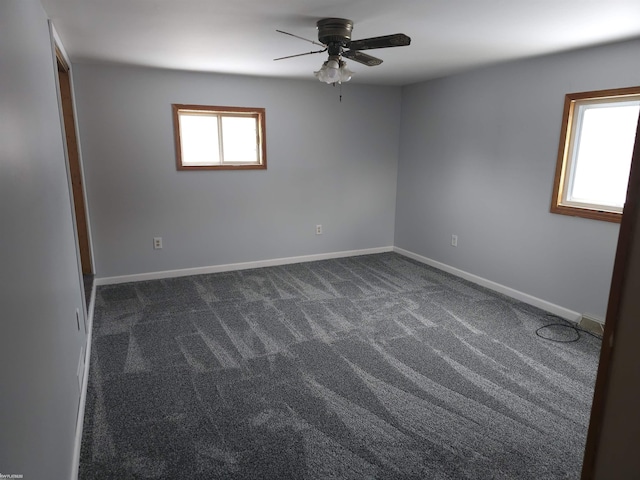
[317,18,353,46]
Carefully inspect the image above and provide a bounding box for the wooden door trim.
[581,116,640,478]
[55,50,93,274]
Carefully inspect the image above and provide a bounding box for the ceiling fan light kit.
[314,57,353,84]
[276,18,411,85]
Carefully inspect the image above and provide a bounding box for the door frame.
[581,115,640,477]
[54,44,93,276]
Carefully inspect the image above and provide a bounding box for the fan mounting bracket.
[317,18,353,46]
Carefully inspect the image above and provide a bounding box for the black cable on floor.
[535,318,603,343]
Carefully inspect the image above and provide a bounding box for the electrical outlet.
[153,237,163,249]
[316,225,323,235]
[451,234,458,247]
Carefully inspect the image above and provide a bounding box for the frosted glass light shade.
[314,58,353,84]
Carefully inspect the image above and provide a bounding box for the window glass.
[568,103,638,209]
[178,113,220,165]
[221,116,259,164]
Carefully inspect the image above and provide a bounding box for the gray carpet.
[79,253,601,479]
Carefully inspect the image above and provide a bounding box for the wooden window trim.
[550,86,640,223]
[172,104,267,171]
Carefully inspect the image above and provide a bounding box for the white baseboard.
[94,246,582,323]
[95,246,394,286]
[71,282,96,480]
[76,244,586,478]
[393,247,582,323]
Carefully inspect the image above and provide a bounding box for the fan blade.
[343,50,383,66]
[347,33,411,51]
[273,48,327,61]
[276,30,325,47]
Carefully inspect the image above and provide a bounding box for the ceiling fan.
[275,18,411,84]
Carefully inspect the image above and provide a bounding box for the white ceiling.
[41,0,640,86]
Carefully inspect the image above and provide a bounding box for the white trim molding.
[95,245,584,322]
[71,282,96,480]
[394,247,582,323]
[95,246,394,286]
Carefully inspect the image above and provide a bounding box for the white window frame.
[172,104,266,171]
[551,87,640,223]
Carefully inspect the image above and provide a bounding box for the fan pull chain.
[332,81,343,102]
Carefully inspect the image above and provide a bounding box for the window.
[172,104,266,170]
[551,87,640,223]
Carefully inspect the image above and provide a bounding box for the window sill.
[550,204,622,223]
[177,164,266,171]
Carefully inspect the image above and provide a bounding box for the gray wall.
[395,39,640,319]
[0,0,86,478]
[73,65,401,278]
